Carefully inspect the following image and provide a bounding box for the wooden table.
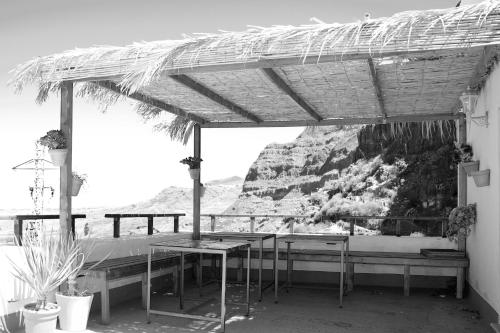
[147,239,251,332]
[274,234,349,307]
[202,232,277,301]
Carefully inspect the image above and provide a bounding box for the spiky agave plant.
[8,231,84,310]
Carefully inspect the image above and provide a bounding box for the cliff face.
[227,126,359,216]
[225,122,457,235]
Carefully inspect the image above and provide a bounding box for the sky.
[0,0,463,210]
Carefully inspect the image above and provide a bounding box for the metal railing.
[0,214,86,244]
[104,213,185,238]
[201,214,448,237]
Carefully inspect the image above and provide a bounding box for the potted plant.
[453,142,478,176]
[72,172,87,196]
[470,169,490,187]
[446,203,477,242]
[180,156,203,180]
[8,231,83,333]
[56,237,106,332]
[39,130,67,167]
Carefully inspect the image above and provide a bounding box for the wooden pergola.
[11,1,500,249]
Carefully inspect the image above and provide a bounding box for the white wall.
[466,63,500,319]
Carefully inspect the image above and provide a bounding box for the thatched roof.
[9,1,500,140]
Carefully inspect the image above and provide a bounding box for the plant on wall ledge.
[447,203,477,242]
[39,130,67,167]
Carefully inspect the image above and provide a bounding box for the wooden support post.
[350,219,355,236]
[193,124,201,240]
[113,217,120,238]
[210,215,216,232]
[173,216,179,233]
[14,219,23,245]
[59,81,73,237]
[457,118,467,251]
[147,216,154,235]
[250,217,255,233]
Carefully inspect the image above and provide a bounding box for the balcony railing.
[201,214,448,237]
[0,214,86,243]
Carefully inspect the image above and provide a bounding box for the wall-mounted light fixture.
[459,86,488,127]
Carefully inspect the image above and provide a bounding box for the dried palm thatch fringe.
[8,1,500,142]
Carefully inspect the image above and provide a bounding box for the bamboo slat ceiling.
[10,1,500,128]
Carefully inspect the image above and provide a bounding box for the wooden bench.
[83,253,193,324]
[240,248,468,298]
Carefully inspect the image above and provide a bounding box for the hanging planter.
[188,168,200,180]
[48,149,68,166]
[39,130,67,167]
[471,169,490,187]
[72,172,87,196]
[180,156,203,180]
[461,160,479,176]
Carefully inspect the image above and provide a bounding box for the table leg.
[180,252,185,310]
[274,239,279,303]
[198,253,203,296]
[339,243,344,308]
[258,238,263,301]
[346,238,351,293]
[246,246,251,316]
[147,247,151,323]
[286,242,292,291]
[221,252,227,332]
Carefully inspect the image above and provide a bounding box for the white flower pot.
[48,149,67,167]
[461,161,479,176]
[189,168,200,180]
[471,169,490,187]
[72,177,83,196]
[22,303,60,333]
[56,293,93,331]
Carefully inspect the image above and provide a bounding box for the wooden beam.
[457,117,467,252]
[60,81,73,236]
[154,46,488,77]
[170,74,261,123]
[192,124,201,240]
[96,81,208,124]
[367,58,387,119]
[261,68,322,121]
[200,113,464,128]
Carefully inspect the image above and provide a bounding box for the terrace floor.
[79,284,490,333]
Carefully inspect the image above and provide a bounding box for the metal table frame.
[147,239,251,332]
[274,234,349,307]
[202,232,277,301]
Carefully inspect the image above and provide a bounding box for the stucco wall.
[466,63,500,320]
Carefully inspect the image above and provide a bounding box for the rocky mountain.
[224,123,457,235]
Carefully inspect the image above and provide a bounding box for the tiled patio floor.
[83,284,490,333]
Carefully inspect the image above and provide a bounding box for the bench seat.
[230,248,468,298]
[83,253,195,324]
